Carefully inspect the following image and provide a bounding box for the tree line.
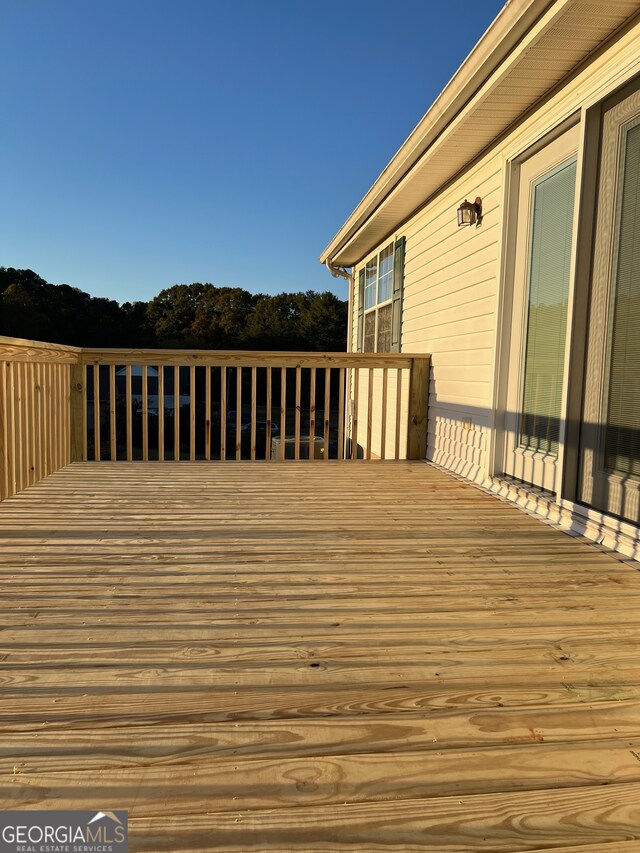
[0,267,348,351]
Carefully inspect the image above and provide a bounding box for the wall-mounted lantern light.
[457,197,482,227]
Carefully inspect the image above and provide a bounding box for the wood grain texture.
[0,335,80,363]
[123,782,640,851]
[0,461,639,851]
[0,345,76,498]
[82,348,421,369]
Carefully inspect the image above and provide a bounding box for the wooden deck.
[1,461,640,851]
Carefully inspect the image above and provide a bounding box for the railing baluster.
[28,363,38,483]
[34,362,42,479]
[11,362,20,492]
[45,362,55,466]
[43,363,50,478]
[220,366,227,462]
[45,363,53,476]
[13,364,21,491]
[280,367,286,460]
[190,365,196,462]
[25,362,34,484]
[324,367,330,462]
[56,364,69,468]
[250,366,257,462]
[53,364,60,472]
[395,368,403,460]
[266,367,272,461]
[380,368,388,460]
[366,367,374,461]
[109,364,116,461]
[309,367,316,461]
[2,364,9,497]
[125,365,132,461]
[338,368,345,461]
[142,364,149,462]
[35,363,44,482]
[81,360,87,463]
[63,365,70,466]
[35,362,42,474]
[0,363,8,501]
[236,367,242,461]
[351,368,359,461]
[52,363,59,473]
[10,362,17,487]
[49,364,58,471]
[37,362,45,473]
[18,363,24,484]
[93,362,100,462]
[36,362,44,473]
[294,366,301,461]
[11,363,17,488]
[0,364,4,500]
[204,366,211,461]
[22,363,30,483]
[63,365,69,465]
[158,365,165,462]
[174,365,180,462]
[0,361,7,501]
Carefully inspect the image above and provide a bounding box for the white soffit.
[321,0,640,268]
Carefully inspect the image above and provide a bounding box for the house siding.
[349,15,640,479]
[402,156,502,480]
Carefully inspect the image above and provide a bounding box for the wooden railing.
[81,349,430,463]
[0,336,83,500]
[0,336,430,498]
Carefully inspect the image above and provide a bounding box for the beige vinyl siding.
[347,15,640,478]
[429,410,487,482]
[400,152,502,480]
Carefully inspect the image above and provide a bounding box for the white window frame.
[362,242,394,352]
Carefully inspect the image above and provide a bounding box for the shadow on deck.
[1,461,640,851]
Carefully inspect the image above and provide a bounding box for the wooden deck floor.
[1,462,640,851]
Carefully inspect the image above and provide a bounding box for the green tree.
[0,268,348,352]
[1,282,42,339]
[297,291,348,351]
[192,286,256,347]
[145,283,206,346]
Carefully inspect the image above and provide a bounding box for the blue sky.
[1,0,504,304]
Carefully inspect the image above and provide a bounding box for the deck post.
[406,356,429,460]
[0,362,6,501]
[69,355,86,462]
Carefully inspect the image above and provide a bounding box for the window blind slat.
[604,122,640,476]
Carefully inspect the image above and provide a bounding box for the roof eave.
[320,0,554,267]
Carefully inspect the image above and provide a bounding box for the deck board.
[1,461,640,850]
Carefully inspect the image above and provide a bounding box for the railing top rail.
[0,335,82,363]
[0,336,431,370]
[81,348,431,369]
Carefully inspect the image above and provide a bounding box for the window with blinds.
[604,120,640,477]
[518,157,577,455]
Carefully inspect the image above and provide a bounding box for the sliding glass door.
[579,89,640,523]
[503,125,579,491]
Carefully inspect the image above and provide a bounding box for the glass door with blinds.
[503,125,579,492]
[579,88,640,523]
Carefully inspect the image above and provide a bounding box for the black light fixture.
[457,197,482,227]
